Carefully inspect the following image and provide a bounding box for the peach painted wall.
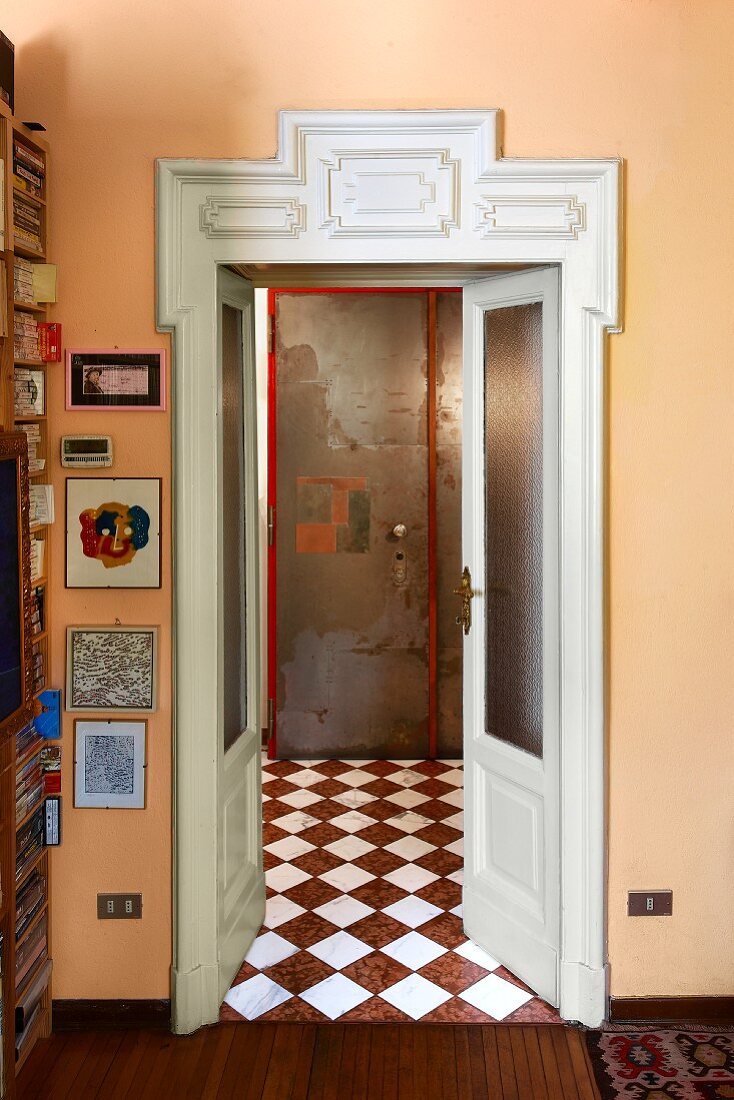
[5,0,734,1001]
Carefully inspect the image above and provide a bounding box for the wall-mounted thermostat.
[60,435,113,468]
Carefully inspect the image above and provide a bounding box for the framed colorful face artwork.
[65,478,161,588]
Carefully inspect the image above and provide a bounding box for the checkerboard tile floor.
[221,757,561,1024]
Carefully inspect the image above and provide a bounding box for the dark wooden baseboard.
[610,996,734,1024]
[52,999,171,1031]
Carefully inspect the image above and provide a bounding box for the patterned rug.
[587,1030,734,1098]
[220,756,561,1024]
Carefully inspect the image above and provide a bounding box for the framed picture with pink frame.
[65,348,166,411]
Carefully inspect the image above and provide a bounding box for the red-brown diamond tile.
[411,760,451,777]
[265,760,305,777]
[493,965,534,994]
[266,885,276,899]
[412,798,458,822]
[419,913,467,949]
[259,997,329,1022]
[416,878,462,910]
[340,951,411,993]
[262,822,288,846]
[339,996,413,1022]
[263,799,295,822]
[298,822,346,848]
[291,848,344,876]
[261,777,300,798]
[360,760,402,777]
[263,950,336,994]
[503,998,562,1024]
[283,878,341,909]
[421,997,494,1023]
[347,912,410,949]
[219,1002,246,1022]
[262,849,283,871]
[352,848,406,877]
[308,777,350,798]
[347,879,408,910]
[415,848,463,877]
[361,778,402,798]
[356,822,405,847]
[230,959,259,986]
[414,822,462,847]
[418,952,488,995]
[275,911,339,949]
[311,760,352,777]
[411,777,454,798]
[304,798,349,822]
[360,799,403,822]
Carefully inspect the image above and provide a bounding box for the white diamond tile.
[437,787,463,808]
[438,759,462,766]
[223,973,292,1020]
[383,863,439,893]
[455,940,500,971]
[308,930,373,969]
[384,836,436,862]
[389,759,422,766]
[299,973,372,1020]
[380,974,451,1020]
[382,931,447,969]
[319,863,375,893]
[332,789,377,809]
[244,931,300,970]
[263,894,306,929]
[330,810,375,834]
[262,793,271,803]
[450,902,463,918]
[314,895,375,929]
[336,770,375,788]
[264,835,316,861]
[277,789,323,809]
[265,862,312,892]
[443,811,463,831]
[381,895,442,929]
[384,812,432,835]
[444,838,463,857]
[271,811,320,834]
[388,769,425,788]
[447,868,463,886]
[440,768,464,787]
[459,974,532,1019]
[384,788,430,809]
[324,835,376,861]
[285,768,326,788]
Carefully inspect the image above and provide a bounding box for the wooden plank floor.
[16,1023,600,1099]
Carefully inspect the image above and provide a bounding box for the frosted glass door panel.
[484,302,543,758]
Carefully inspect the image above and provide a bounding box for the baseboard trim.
[609,996,734,1024]
[52,999,171,1031]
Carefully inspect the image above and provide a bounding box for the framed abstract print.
[66,349,166,411]
[66,626,158,713]
[74,720,146,808]
[65,477,161,588]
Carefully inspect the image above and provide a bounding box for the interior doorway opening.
[219,269,563,1025]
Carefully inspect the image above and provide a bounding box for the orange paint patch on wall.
[295,524,337,554]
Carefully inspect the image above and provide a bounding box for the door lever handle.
[453,566,475,636]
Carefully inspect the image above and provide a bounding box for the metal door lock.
[392,549,408,585]
[453,566,475,635]
[391,523,408,539]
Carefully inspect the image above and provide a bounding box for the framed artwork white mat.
[74,720,146,808]
[66,626,158,712]
[66,477,161,588]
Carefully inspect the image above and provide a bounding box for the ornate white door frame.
[156,110,620,1034]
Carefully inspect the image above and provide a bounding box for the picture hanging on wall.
[65,477,161,588]
[66,626,158,713]
[74,720,146,808]
[65,348,166,411]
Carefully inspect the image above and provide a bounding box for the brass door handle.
[453,566,475,636]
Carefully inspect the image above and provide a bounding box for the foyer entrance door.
[269,289,463,760]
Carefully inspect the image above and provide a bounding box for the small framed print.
[74,720,146,808]
[67,626,158,713]
[66,478,161,588]
[66,349,166,411]
[14,368,45,416]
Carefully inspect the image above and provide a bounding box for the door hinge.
[267,504,275,546]
[267,699,275,742]
[267,312,275,355]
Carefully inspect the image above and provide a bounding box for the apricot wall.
[6,0,733,1000]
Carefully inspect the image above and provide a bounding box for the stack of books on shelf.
[15,805,44,886]
[17,423,44,475]
[13,256,35,305]
[31,643,44,696]
[16,872,46,944]
[29,538,45,583]
[13,141,44,201]
[28,485,53,528]
[30,587,45,637]
[13,191,43,255]
[15,912,47,995]
[16,726,44,826]
[15,957,51,1059]
[13,311,40,361]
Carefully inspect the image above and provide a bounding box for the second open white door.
[462,267,560,1007]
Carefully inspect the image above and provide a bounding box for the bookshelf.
[0,98,54,1096]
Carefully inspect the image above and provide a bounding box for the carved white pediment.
[475,195,586,239]
[200,196,305,239]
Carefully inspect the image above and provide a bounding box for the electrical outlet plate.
[628,890,673,916]
[97,893,142,919]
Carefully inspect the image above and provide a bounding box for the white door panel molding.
[156,109,620,1033]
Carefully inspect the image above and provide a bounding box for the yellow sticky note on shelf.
[32,263,57,303]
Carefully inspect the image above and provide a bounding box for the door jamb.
[156,109,621,1033]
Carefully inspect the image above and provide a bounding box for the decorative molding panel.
[475,195,586,239]
[200,196,305,239]
[320,150,459,237]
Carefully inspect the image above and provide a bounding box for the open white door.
[462,267,560,1007]
[216,268,265,999]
